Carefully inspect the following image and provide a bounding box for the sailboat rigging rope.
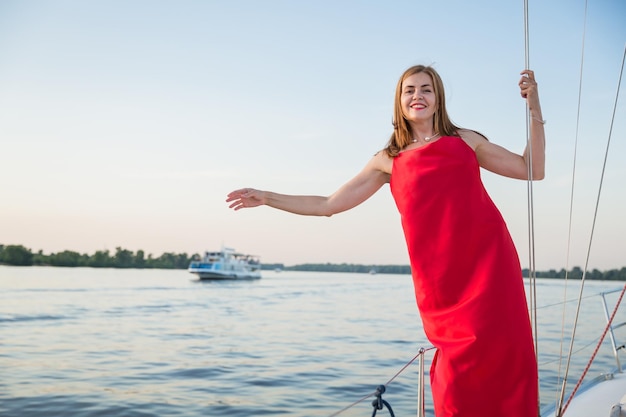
[327,347,435,417]
[562,284,626,415]
[522,2,540,412]
[556,42,626,417]
[370,385,396,417]
[555,0,589,413]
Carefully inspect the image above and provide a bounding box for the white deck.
[542,371,626,417]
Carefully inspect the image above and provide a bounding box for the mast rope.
[556,42,626,417]
[522,1,540,412]
[554,0,589,413]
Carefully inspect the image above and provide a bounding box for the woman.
[227,65,545,417]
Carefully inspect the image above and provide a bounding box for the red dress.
[390,136,538,417]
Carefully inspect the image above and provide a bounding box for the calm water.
[1,266,624,417]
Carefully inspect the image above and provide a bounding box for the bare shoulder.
[370,149,393,177]
[457,128,489,151]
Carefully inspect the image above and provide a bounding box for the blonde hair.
[384,65,460,157]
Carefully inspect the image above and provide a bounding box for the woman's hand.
[226,188,266,210]
[519,69,541,112]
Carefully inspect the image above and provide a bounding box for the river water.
[1,266,624,416]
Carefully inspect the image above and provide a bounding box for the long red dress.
[389,136,538,417]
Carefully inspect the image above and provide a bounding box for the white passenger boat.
[188,247,261,280]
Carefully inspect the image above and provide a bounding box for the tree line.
[279,263,411,275]
[276,262,626,280]
[1,244,625,280]
[0,244,194,269]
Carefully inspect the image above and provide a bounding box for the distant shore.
[1,244,625,280]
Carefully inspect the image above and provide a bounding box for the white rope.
[522,1,539,405]
[554,1,588,414]
[556,42,626,417]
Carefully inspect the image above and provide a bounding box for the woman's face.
[400,72,437,124]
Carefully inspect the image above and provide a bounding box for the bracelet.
[532,116,546,124]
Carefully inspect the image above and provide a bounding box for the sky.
[0,0,625,270]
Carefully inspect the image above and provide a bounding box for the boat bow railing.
[600,288,626,373]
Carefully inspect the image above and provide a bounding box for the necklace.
[412,133,440,143]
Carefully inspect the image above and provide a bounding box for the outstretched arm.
[467,69,546,180]
[226,151,391,216]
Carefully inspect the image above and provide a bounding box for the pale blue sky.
[1,0,624,270]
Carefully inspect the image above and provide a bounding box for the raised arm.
[226,151,391,216]
[464,69,545,180]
